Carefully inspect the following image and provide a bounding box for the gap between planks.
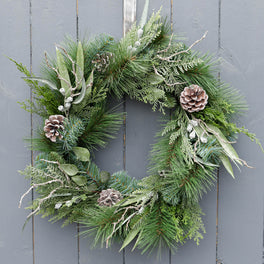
[29,0,35,263]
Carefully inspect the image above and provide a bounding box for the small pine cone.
[97,188,122,207]
[180,84,208,113]
[44,115,65,142]
[92,53,113,72]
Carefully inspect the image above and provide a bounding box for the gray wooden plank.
[218,1,264,263]
[78,0,123,39]
[31,1,78,263]
[171,1,218,263]
[78,1,124,263]
[125,1,171,263]
[0,1,32,263]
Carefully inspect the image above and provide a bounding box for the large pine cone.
[180,84,208,113]
[92,53,113,72]
[44,115,65,142]
[97,188,122,207]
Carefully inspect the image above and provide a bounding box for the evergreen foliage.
[13,7,262,256]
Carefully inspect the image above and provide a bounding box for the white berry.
[187,124,193,132]
[65,200,72,207]
[64,102,71,110]
[137,28,143,38]
[59,88,65,95]
[200,136,208,143]
[55,203,62,209]
[190,120,198,127]
[135,41,141,47]
[66,96,73,103]
[189,130,196,139]
[58,105,64,112]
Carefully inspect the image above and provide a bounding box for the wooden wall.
[0,1,263,263]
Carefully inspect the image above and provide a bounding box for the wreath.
[12,9,262,255]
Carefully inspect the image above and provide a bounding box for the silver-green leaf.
[100,171,111,183]
[22,77,57,90]
[71,175,87,186]
[56,47,71,97]
[206,124,242,165]
[73,70,93,105]
[120,226,141,251]
[60,164,78,176]
[76,41,84,90]
[72,147,90,162]
[219,154,235,179]
[139,0,149,28]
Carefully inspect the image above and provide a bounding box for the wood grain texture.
[0,1,32,263]
[31,1,78,264]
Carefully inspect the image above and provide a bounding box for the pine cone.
[44,115,65,142]
[92,53,113,72]
[180,84,208,113]
[97,188,122,207]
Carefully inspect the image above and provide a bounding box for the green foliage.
[14,8,263,256]
[108,171,139,195]
[9,58,63,117]
[80,106,123,150]
[60,116,85,151]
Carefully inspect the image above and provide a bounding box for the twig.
[26,187,61,219]
[237,158,254,169]
[157,34,174,54]
[19,179,62,208]
[40,159,71,183]
[55,44,83,93]
[106,205,140,248]
[44,52,72,89]
[157,31,208,62]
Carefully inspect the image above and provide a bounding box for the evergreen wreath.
[12,8,262,256]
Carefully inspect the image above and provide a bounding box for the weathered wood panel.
[218,1,264,263]
[31,1,78,264]
[0,1,32,263]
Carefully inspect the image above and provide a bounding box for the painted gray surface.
[0,1,32,263]
[0,0,263,264]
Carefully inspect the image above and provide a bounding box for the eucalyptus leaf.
[76,41,84,90]
[22,77,57,90]
[73,70,93,105]
[147,73,164,85]
[86,183,97,192]
[72,147,90,162]
[219,154,235,179]
[71,175,87,186]
[206,124,242,165]
[56,47,71,97]
[85,69,94,87]
[100,171,111,183]
[60,164,78,176]
[139,0,149,28]
[120,226,141,251]
[195,157,218,168]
